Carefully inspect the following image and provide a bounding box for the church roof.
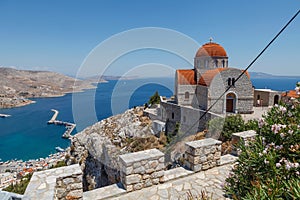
[198,68,227,86]
[196,42,227,57]
[177,69,196,85]
[198,68,250,86]
[177,68,250,86]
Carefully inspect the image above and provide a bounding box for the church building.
[154,40,254,134]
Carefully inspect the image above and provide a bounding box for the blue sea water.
[0,77,298,161]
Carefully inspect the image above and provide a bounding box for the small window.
[185,92,189,100]
[172,112,174,119]
[222,60,225,68]
[227,78,231,86]
[232,78,235,86]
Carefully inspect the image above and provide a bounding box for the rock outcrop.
[67,107,156,191]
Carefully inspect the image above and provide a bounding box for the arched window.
[185,92,189,100]
[222,60,225,68]
[232,78,235,86]
[171,112,174,119]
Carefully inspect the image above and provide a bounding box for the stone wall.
[231,130,257,156]
[119,149,165,192]
[160,101,222,135]
[176,85,197,106]
[193,85,208,110]
[23,164,82,200]
[208,68,254,114]
[254,89,282,107]
[55,173,83,200]
[184,138,222,172]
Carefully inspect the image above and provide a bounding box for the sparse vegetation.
[50,160,67,169]
[186,189,213,200]
[127,133,168,152]
[3,173,32,195]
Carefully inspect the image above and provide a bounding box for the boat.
[0,114,11,118]
[55,146,65,152]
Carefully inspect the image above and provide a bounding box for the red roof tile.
[198,68,228,86]
[177,69,196,85]
[282,90,299,98]
[198,68,250,86]
[196,42,227,57]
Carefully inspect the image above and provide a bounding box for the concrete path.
[242,106,270,121]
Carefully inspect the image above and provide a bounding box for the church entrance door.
[226,93,236,113]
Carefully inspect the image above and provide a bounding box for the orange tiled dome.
[196,42,227,57]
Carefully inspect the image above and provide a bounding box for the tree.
[148,91,160,105]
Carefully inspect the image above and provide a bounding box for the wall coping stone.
[119,149,164,166]
[186,138,221,149]
[232,130,256,139]
[23,164,81,200]
[83,183,126,200]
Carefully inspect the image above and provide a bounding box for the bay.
[0,77,298,161]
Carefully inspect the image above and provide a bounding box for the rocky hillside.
[0,67,95,108]
[67,106,209,191]
[67,107,168,191]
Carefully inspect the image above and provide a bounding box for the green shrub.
[208,115,245,141]
[245,119,259,132]
[225,97,300,199]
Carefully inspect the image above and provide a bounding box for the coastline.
[0,83,98,109]
[0,150,67,173]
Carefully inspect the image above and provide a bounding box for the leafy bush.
[208,115,245,141]
[225,98,300,199]
[245,119,259,132]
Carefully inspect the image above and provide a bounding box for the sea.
[0,77,299,162]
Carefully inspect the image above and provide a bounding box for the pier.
[47,109,59,124]
[47,109,76,139]
[0,114,11,118]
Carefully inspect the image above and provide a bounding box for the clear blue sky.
[0,0,299,76]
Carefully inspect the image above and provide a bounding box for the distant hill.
[250,72,300,79]
[0,67,95,108]
[85,75,139,82]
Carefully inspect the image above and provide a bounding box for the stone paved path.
[107,164,232,200]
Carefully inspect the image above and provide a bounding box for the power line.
[181,9,300,136]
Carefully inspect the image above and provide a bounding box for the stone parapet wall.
[23,164,82,200]
[55,173,83,200]
[184,138,222,172]
[231,130,257,156]
[119,149,165,192]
